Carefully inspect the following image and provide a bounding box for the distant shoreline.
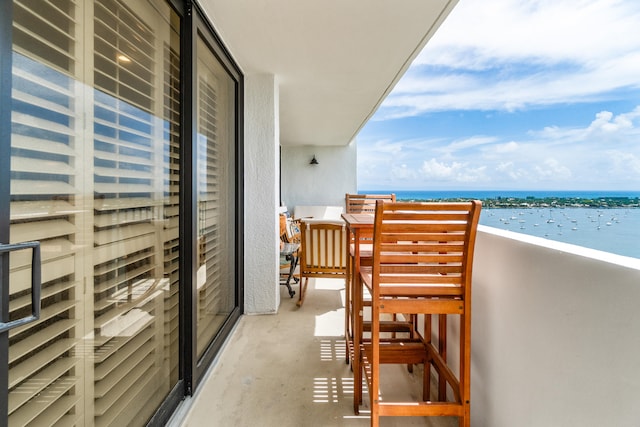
[395,196,640,208]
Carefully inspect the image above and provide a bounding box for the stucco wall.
[280,142,357,210]
[243,74,280,314]
[470,226,640,426]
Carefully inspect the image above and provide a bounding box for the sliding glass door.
[3,0,182,425]
[0,1,243,424]
[190,12,243,383]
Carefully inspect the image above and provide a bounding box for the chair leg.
[460,311,471,427]
[370,307,380,427]
[296,277,308,307]
[424,314,432,401]
[345,253,352,364]
[352,276,361,413]
[438,314,447,401]
[353,352,361,414]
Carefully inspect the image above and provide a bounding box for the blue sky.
[357,0,640,191]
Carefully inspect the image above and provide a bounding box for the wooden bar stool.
[344,193,397,367]
[343,212,415,374]
[353,200,481,427]
[345,193,395,214]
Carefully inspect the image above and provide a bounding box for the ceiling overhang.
[198,0,458,146]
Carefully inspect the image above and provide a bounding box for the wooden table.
[341,213,374,365]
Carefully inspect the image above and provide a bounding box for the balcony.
[171,226,640,426]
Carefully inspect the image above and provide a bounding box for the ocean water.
[360,190,640,259]
[480,207,640,259]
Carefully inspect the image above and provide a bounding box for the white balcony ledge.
[172,227,640,426]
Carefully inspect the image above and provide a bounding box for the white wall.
[470,226,640,426]
[280,142,357,210]
[243,74,280,314]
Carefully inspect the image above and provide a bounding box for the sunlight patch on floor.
[313,377,355,403]
[314,310,345,337]
[313,277,346,290]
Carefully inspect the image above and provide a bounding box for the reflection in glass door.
[195,35,238,359]
[7,0,181,425]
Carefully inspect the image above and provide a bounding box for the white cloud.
[376,0,640,118]
[534,158,573,180]
[421,158,460,179]
[608,151,640,175]
[443,136,497,153]
[419,0,640,67]
[391,164,418,180]
[358,1,640,191]
[495,141,519,153]
[421,159,488,183]
[496,161,527,180]
[587,108,640,134]
[359,105,640,190]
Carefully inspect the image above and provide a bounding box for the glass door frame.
[0,0,12,421]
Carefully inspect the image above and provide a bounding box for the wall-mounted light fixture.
[309,155,319,165]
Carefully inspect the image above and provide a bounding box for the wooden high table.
[341,213,374,366]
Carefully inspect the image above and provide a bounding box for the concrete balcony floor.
[171,278,459,427]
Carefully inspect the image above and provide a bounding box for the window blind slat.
[10,200,76,221]
[94,266,156,300]
[94,249,152,276]
[8,357,78,414]
[7,379,78,426]
[94,150,154,167]
[94,197,160,211]
[9,280,76,312]
[10,219,76,243]
[94,223,156,246]
[94,166,155,180]
[95,340,155,397]
[94,182,154,194]
[11,179,77,196]
[94,332,155,383]
[93,234,156,265]
[94,367,159,427]
[12,111,76,136]
[9,319,77,364]
[93,322,155,365]
[12,157,75,176]
[8,339,77,388]
[9,300,78,338]
[10,253,75,294]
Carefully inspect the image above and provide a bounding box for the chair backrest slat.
[371,200,481,298]
[345,193,396,214]
[300,221,347,273]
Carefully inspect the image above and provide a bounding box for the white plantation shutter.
[194,44,236,358]
[162,42,181,384]
[92,2,172,426]
[9,0,83,425]
[8,0,181,426]
[196,77,223,356]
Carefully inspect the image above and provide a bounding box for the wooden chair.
[297,220,347,307]
[279,213,300,297]
[353,200,481,427]
[345,193,396,214]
